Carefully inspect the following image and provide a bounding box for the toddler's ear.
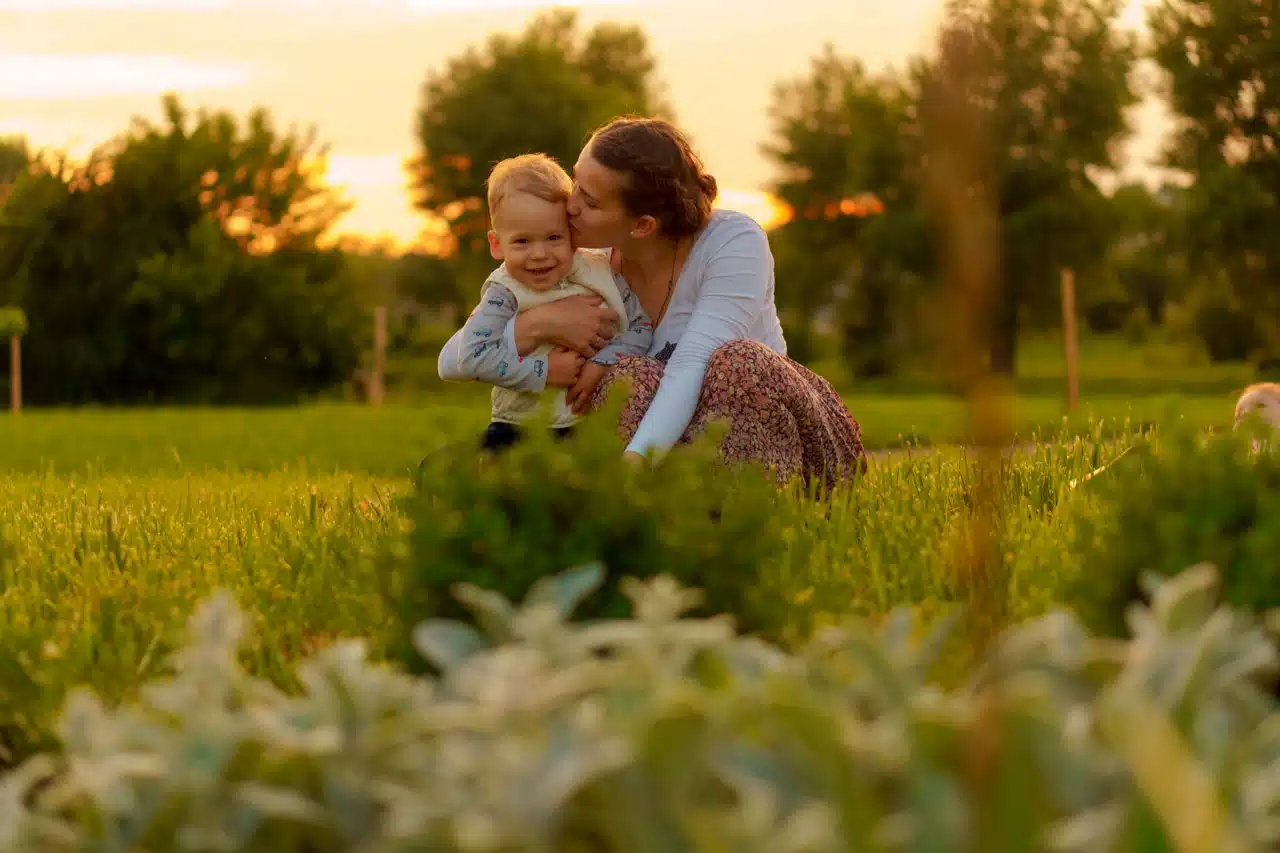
[487,231,503,260]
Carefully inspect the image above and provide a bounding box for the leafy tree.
[408,8,669,309]
[1104,182,1189,326]
[0,94,368,405]
[1149,0,1280,360]
[917,0,1139,375]
[764,45,933,374]
[0,137,29,199]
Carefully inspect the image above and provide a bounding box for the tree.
[917,0,1139,375]
[408,8,669,308]
[763,45,933,374]
[0,136,29,200]
[0,305,24,411]
[0,94,368,405]
[1149,0,1280,360]
[1104,182,1188,326]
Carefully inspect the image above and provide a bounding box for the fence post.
[0,307,26,413]
[370,304,387,407]
[1061,268,1079,413]
[9,335,19,413]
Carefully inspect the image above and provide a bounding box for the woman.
[439,116,866,492]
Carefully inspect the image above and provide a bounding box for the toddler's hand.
[567,361,607,415]
[547,347,585,388]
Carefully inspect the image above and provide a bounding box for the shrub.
[1065,421,1280,638]
[3,563,1279,853]
[1084,298,1132,334]
[385,391,805,670]
[1191,286,1263,362]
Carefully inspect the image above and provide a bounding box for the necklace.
[647,238,682,330]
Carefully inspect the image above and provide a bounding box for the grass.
[0,332,1261,764]
[0,469,407,763]
[3,333,1258,476]
[0,417,1134,766]
[0,394,1206,476]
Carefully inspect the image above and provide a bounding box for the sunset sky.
[0,0,1164,248]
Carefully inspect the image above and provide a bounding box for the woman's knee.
[705,340,781,389]
[606,355,664,388]
[708,339,772,368]
[589,355,663,411]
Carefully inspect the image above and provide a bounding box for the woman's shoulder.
[692,209,772,261]
[703,208,767,239]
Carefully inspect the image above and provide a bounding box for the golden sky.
[0,0,1163,248]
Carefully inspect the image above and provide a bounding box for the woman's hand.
[513,294,619,358]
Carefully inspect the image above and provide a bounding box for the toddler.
[449,153,653,452]
[1235,382,1280,454]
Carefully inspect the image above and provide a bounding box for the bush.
[1191,286,1263,362]
[4,563,1280,853]
[385,391,805,670]
[1066,421,1280,638]
[1121,307,1150,344]
[379,319,460,395]
[1084,298,1132,334]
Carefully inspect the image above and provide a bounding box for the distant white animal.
[1233,382,1280,452]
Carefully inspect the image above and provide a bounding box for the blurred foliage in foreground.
[3,560,1279,853]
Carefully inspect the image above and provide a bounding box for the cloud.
[0,0,225,8]
[0,54,255,101]
[404,0,644,10]
[0,0,652,10]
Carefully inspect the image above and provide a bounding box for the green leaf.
[527,562,606,619]
[410,620,489,672]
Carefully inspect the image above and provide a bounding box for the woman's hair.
[588,117,718,238]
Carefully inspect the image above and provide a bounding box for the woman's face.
[567,143,634,249]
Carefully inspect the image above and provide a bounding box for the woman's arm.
[591,280,653,365]
[507,294,622,358]
[625,221,773,458]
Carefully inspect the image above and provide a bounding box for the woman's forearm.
[511,310,546,356]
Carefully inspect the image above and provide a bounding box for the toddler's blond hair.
[486,154,572,224]
[1234,382,1280,453]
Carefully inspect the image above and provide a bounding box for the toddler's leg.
[480,422,524,453]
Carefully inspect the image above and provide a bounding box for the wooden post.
[9,335,19,413]
[1061,268,1079,413]
[370,305,386,407]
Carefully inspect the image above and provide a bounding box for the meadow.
[0,332,1254,476]
[0,333,1262,760]
[1,333,1277,850]
[0,413,1129,762]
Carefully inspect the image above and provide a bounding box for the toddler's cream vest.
[490,249,628,429]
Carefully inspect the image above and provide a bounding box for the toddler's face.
[488,192,574,291]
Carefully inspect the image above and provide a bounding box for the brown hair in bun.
[588,116,719,238]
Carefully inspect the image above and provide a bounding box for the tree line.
[0,0,1275,406]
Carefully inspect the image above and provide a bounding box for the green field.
[0,408,1137,766]
[0,332,1264,766]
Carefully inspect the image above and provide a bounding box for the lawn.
[0,414,1134,767]
[0,332,1264,767]
[2,333,1257,476]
